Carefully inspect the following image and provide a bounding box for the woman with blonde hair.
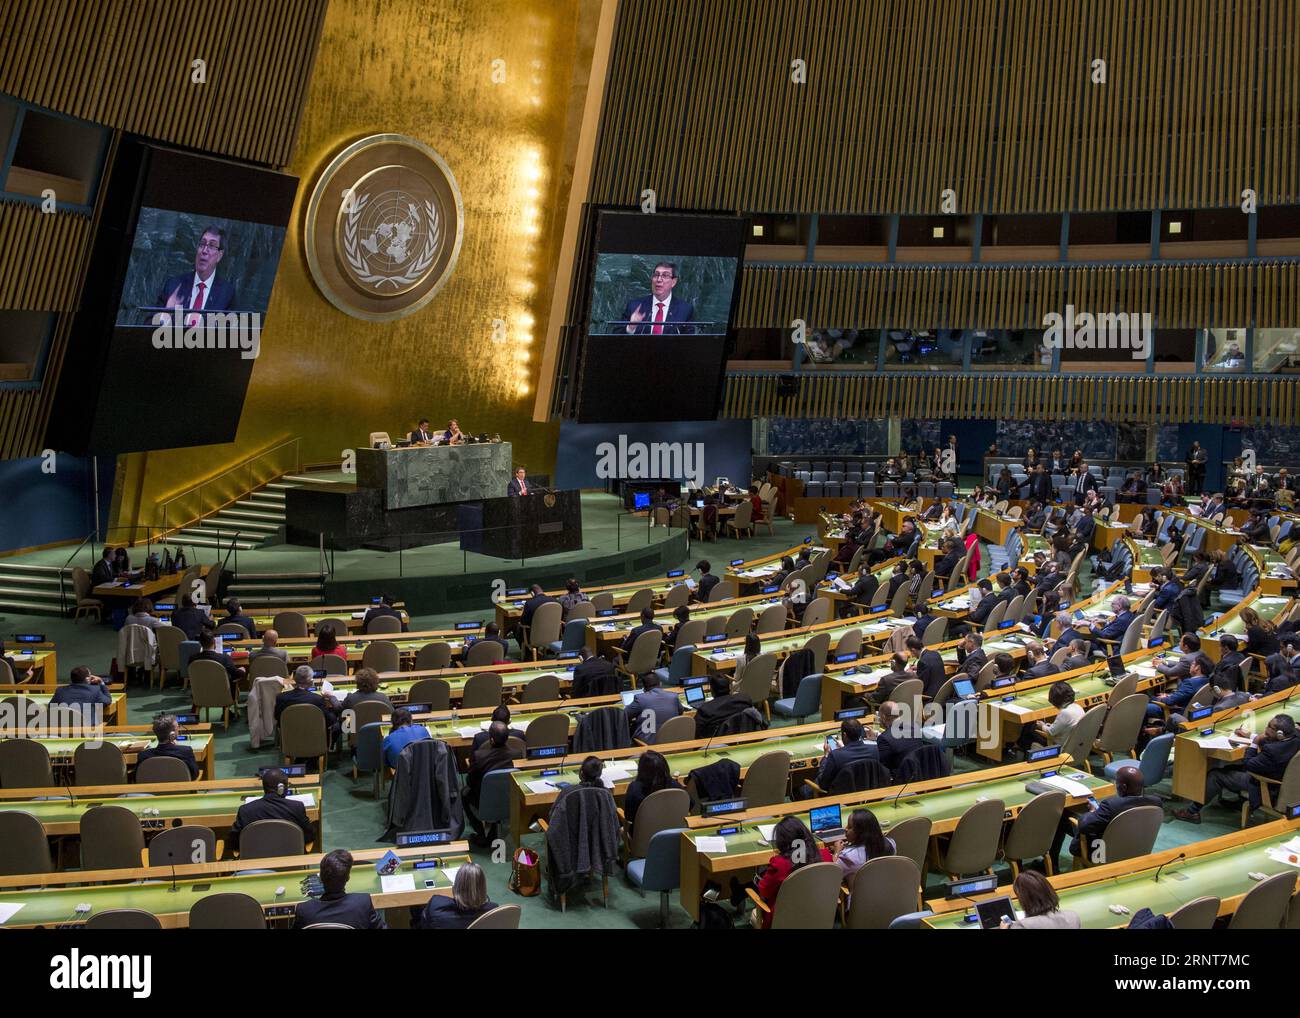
[419,862,498,928]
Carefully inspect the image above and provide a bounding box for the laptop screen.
[685,685,706,706]
[974,895,1017,929]
[952,677,976,698]
[809,803,843,835]
[1107,654,1126,677]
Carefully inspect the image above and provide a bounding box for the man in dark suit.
[192,629,245,695]
[1054,765,1161,861]
[90,546,118,587]
[969,573,1011,626]
[1146,651,1212,721]
[843,568,880,617]
[170,593,211,640]
[220,597,259,639]
[230,767,315,854]
[1070,463,1098,505]
[465,721,516,844]
[799,718,879,796]
[49,666,112,723]
[1061,639,1091,671]
[155,226,237,312]
[621,261,695,334]
[872,700,926,771]
[867,653,913,708]
[1049,611,1087,655]
[275,664,340,732]
[469,706,526,752]
[292,849,386,929]
[955,633,988,681]
[694,559,719,603]
[1069,506,1096,557]
[136,714,199,779]
[362,594,408,633]
[571,646,619,698]
[1186,442,1209,495]
[409,418,435,444]
[625,672,684,740]
[621,607,662,653]
[516,583,558,650]
[469,622,511,660]
[1028,463,1054,505]
[906,636,947,700]
[1021,640,1059,679]
[694,674,754,738]
[1174,715,1300,822]
[1154,632,1202,681]
[1089,595,1136,652]
[507,466,530,497]
[933,538,962,582]
[884,561,911,601]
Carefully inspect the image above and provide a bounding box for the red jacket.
[756,848,834,927]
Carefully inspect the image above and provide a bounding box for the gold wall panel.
[0,200,91,311]
[0,0,326,166]
[115,0,598,529]
[592,0,1298,214]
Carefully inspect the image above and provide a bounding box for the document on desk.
[1039,774,1094,798]
[756,824,776,844]
[1196,735,1235,751]
[998,703,1032,716]
[288,793,315,808]
[0,903,24,925]
[458,726,483,739]
[380,873,416,894]
[526,779,558,794]
[695,836,728,854]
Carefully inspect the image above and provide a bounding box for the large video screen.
[573,211,747,423]
[588,253,738,336]
[115,208,286,328]
[48,141,297,455]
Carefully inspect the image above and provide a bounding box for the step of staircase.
[203,513,282,533]
[227,571,327,605]
[171,528,262,551]
[0,564,73,615]
[220,505,285,522]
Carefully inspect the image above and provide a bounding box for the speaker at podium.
[458,489,583,559]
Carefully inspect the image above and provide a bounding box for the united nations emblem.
[304,134,464,321]
[544,493,557,509]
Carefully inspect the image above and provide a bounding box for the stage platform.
[4,493,812,615]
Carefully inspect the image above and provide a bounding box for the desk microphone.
[700,727,720,759]
[891,779,912,809]
[166,848,179,893]
[63,769,75,808]
[1152,851,1186,883]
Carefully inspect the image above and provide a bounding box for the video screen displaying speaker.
[572,210,747,423]
[48,140,297,455]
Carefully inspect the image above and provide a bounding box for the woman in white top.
[1002,870,1081,929]
[123,596,158,631]
[1022,680,1084,749]
[833,809,897,885]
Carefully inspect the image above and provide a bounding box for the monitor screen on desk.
[634,492,650,510]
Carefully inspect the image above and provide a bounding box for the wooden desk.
[236,603,412,634]
[1199,593,1293,662]
[726,542,831,591]
[584,592,787,655]
[1171,686,1300,803]
[495,576,689,630]
[0,844,469,928]
[678,759,1111,920]
[924,819,1300,928]
[1,724,216,780]
[0,647,58,690]
[93,567,209,601]
[507,721,838,845]
[0,690,126,726]
[0,776,321,850]
[226,624,485,668]
[973,509,1023,547]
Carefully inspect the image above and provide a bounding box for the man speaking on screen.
[156,226,238,311]
[622,261,695,334]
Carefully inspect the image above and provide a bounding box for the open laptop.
[684,684,707,707]
[809,803,846,842]
[974,895,1017,929]
[1103,653,1133,686]
[952,677,977,699]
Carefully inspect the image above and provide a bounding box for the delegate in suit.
[155,226,238,311]
[620,262,696,334]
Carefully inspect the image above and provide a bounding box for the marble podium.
[356,442,513,509]
[458,490,583,559]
